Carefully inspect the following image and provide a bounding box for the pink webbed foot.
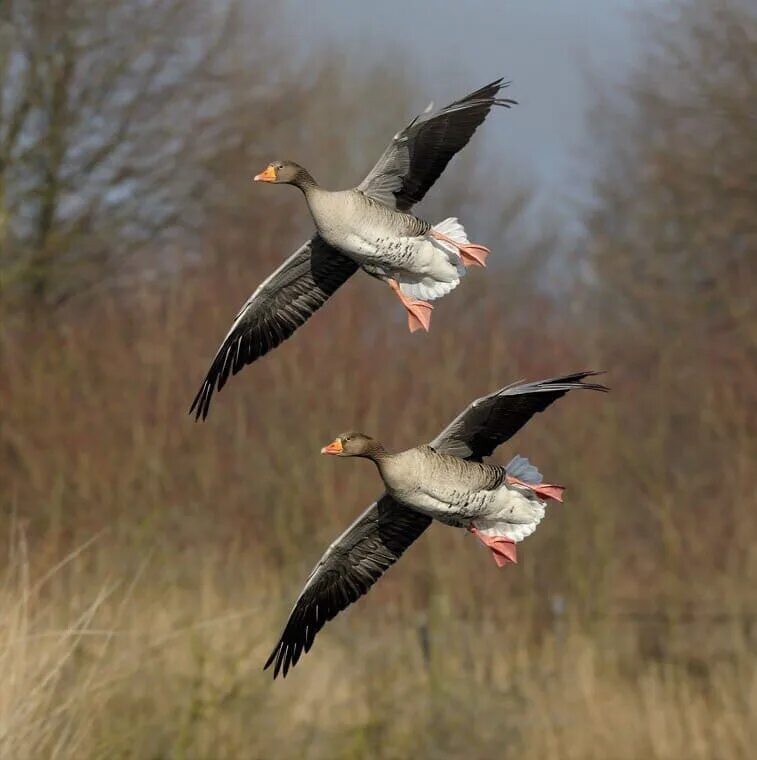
[404,299,433,333]
[505,475,565,503]
[457,242,490,267]
[388,279,434,333]
[469,525,517,568]
[431,230,490,267]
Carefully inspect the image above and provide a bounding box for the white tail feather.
[398,217,469,301]
[472,486,548,543]
[399,276,460,301]
[432,217,470,243]
[474,506,546,543]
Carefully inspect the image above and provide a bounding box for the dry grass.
[0,251,755,757]
[0,526,754,759]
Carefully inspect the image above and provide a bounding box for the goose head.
[321,432,384,458]
[253,160,314,188]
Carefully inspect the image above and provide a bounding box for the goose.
[265,371,608,678]
[190,79,515,420]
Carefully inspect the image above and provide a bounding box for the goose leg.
[387,279,433,333]
[505,475,566,503]
[468,525,517,567]
[431,229,490,267]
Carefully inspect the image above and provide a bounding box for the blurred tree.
[0,0,287,309]
[584,0,756,359]
[577,0,756,583]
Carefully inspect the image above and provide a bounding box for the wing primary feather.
[189,237,357,420]
[430,371,608,460]
[358,78,516,210]
[264,497,431,678]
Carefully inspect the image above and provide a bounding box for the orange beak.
[320,438,343,455]
[253,164,277,182]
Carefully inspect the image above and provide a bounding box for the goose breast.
[308,191,428,267]
[379,448,508,523]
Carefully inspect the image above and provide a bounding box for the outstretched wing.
[357,78,515,211]
[190,236,357,420]
[265,371,607,677]
[430,371,609,461]
[265,496,431,679]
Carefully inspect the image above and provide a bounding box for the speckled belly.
[329,229,437,274]
[389,486,493,524]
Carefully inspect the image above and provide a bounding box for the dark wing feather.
[264,496,431,678]
[190,236,357,420]
[430,371,609,461]
[358,78,516,211]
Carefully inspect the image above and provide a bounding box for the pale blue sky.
[286,0,652,213]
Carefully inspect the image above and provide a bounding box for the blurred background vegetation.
[0,0,755,757]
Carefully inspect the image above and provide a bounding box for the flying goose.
[265,371,608,678]
[190,79,515,420]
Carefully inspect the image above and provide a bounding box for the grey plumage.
[191,79,513,419]
[301,185,431,258]
[265,371,607,678]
